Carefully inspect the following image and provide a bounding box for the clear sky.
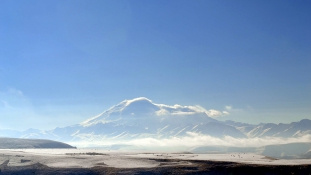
[0,0,310,130]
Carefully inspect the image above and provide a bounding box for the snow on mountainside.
[0,97,244,141]
[1,97,311,145]
[233,119,311,138]
[67,97,245,141]
[81,97,218,127]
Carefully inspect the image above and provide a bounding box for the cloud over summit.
[81,97,228,127]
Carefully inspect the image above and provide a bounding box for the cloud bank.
[129,97,229,118]
[69,132,311,149]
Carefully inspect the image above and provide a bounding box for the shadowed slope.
[0,137,75,149]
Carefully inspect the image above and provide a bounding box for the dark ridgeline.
[0,159,311,175]
[0,137,75,149]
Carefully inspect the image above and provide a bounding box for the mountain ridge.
[0,97,310,146]
[0,137,75,149]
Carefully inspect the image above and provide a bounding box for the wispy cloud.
[115,97,230,118]
[225,105,243,113]
[225,105,232,110]
[155,103,229,118]
[8,88,24,97]
[190,105,229,118]
[222,111,229,115]
[127,133,311,147]
[0,100,10,108]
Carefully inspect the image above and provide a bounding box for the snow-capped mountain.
[1,97,311,145]
[225,119,311,138]
[52,97,245,141]
[81,97,218,127]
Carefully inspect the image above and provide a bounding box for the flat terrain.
[0,149,310,174]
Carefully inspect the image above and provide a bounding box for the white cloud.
[205,109,222,117]
[155,104,228,118]
[84,97,232,127]
[225,105,232,110]
[155,108,170,116]
[225,105,243,113]
[124,97,152,106]
[157,103,233,118]
[222,111,229,115]
[69,133,311,149]
[190,105,229,118]
[171,111,196,116]
[116,97,231,118]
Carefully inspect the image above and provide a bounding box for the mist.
[68,132,311,150]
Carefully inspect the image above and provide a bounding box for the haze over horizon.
[0,0,310,130]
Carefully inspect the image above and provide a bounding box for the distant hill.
[0,137,75,149]
[228,119,311,138]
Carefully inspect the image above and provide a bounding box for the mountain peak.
[120,97,160,115]
[81,97,220,127]
[122,97,153,106]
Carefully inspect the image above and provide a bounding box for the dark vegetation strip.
[0,159,311,175]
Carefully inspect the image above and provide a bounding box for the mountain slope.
[11,97,243,141]
[0,137,75,149]
[1,97,311,146]
[233,119,311,138]
[81,97,217,127]
[58,97,246,141]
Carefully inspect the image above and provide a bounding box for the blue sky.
[0,0,310,130]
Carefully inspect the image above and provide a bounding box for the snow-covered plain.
[0,149,310,169]
[128,153,311,165]
[0,149,158,168]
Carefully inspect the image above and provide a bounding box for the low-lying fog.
[68,132,311,149]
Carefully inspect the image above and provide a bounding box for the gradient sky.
[0,0,310,130]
